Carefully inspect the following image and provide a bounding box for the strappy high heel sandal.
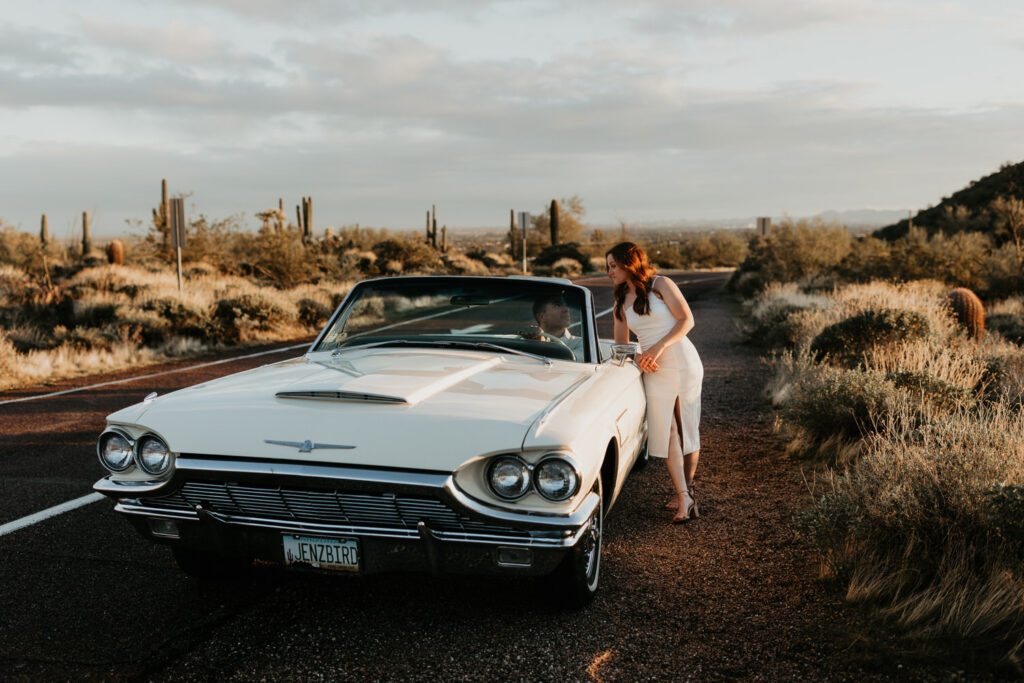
[671,490,696,524]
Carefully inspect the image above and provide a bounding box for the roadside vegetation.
[0,200,746,391]
[737,194,1024,669]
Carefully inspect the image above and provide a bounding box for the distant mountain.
[875,160,1024,241]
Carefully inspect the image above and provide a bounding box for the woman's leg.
[666,419,694,520]
[684,449,700,488]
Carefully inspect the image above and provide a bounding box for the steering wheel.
[517,329,577,361]
[537,332,576,361]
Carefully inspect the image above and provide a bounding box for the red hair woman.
[606,242,704,523]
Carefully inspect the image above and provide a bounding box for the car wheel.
[171,546,250,582]
[632,438,650,471]
[552,478,602,607]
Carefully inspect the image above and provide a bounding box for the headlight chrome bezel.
[533,455,581,502]
[486,455,533,501]
[97,428,136,473]
[484,452,581,503]
[96,428,175,478]
[135,435,174,476]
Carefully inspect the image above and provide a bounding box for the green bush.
[728,219,853,297]
[810,308,931,365]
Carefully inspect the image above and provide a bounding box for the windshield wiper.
[332,339,552,366]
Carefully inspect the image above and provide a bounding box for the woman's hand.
[636,350,660,373]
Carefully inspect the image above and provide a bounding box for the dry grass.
[0,263,354,391]
[758,278,1024,667]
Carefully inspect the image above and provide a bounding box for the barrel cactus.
[105,240,125,265]
[946,287,985,339]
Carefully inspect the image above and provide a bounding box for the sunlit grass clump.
[755,279,1024,669]
[0,263,354,391]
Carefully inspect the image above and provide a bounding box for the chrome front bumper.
[95,455,598,554]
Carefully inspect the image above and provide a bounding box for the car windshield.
[314,278,592,363]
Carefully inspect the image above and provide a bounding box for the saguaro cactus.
[426,210,431,244]
[430,205,438,249]
[81,211,92,256]
[550,199,560,246]
[106,239,125,265]
[40,214,49,246]
[947,287,985,339]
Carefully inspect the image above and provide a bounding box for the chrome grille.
[140,482,526,536]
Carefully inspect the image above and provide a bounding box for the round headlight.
[98,431,134,472]
[534,457,579,501]
[136,436,173,476]
[487,456,531,500]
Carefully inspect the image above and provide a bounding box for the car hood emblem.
[264,439,356,453]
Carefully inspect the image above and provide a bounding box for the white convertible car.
[94,276,647,605]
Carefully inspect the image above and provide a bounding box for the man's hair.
[532,294,566,320]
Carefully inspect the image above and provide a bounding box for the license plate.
[282,535,359,572]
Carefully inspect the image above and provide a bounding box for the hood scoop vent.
[276,390,407,405]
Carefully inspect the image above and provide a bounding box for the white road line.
[0,492,105,538]
[0,342,311,407]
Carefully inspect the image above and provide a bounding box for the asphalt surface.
[0,272,727,681]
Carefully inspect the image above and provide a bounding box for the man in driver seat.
[533,294,585,360]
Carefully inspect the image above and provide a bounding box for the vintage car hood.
[108,347,593,471]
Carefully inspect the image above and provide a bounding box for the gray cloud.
[0,23,83,69]
[77,17,274,71]
[627,0,894,35]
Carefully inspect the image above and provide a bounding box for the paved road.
[0,271,728,681]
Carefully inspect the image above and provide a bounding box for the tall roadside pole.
[518,211,529,275]
[168,197,186,294]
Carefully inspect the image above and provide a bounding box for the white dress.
[624,287,703,457]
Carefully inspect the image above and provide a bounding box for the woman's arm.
[612,308,629,344]
[641,276,694,363]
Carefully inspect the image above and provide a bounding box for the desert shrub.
[443,254,489,276]
[887,370,975,412]
[247,227,318,287]
[798,404,1024,663]
[0,265,37,307]
[72,302,119,329]
[780,366,896,444]
[728,219,853,297]
[142,297,211,339]
[744,284,829,349]
[551,257,582,278]
[655,230,749,269]
[810,308,931,365]
[370,238,440,274]
[532,242,590,272]
[297,298,331,329]
[212,293,293,342]
[984,484,1024,559]
[989,313,1024,345]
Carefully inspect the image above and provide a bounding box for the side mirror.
[610,343,639,367]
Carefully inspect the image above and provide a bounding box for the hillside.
[875,159,1024,240]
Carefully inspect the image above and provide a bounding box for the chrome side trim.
[113,502,589,547]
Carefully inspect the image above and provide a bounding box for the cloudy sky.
[2,0,1022,237]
